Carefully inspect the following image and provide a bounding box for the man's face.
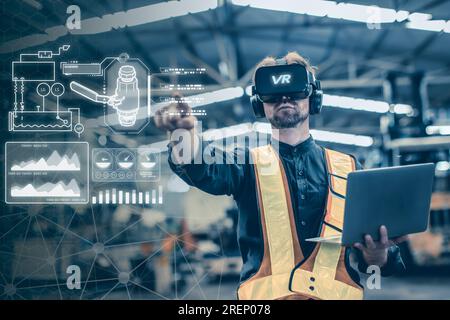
[263,96,309,129]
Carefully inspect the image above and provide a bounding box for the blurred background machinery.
[1,0,450,299]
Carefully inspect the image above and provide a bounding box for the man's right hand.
[154,96,197,133]
[154,96,200,164]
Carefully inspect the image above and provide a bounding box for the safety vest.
[237,145,364,300]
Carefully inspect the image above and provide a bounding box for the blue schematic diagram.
[8,45,85,137]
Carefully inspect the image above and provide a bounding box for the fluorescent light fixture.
[231,0,333,17]
[327,3,398,23]
[203,121,373,147]
[396,10,410,22]
[245,85,411,114]
[407,12,433,22]
[251,122,373,147]
[310,129,374,147]
[0,0,219,53]
[406,20,446,32]
[323,94,390,113]
[233,0,450,33]
[426,125,450,135]
[436,161,450,172]
[445,22,450,33]
[193,86,244,106]
[232,0,432,25]
[73,0,218,34]
[142,120,374,154]
[293,1,335,17]
[392,103,413,115]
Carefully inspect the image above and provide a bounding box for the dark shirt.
[168,135,405,285]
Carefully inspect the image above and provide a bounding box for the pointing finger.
[380,225,389,247]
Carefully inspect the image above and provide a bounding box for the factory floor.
[102,273,450,300]
[7,268,450,300]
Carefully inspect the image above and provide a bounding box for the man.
[154,52,406,300]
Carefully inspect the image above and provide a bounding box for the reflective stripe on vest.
[237,145,364,300]
[238,145,296,299]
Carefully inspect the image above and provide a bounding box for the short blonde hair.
[252,51,316,83]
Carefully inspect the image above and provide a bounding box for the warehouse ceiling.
[1,0,450,146]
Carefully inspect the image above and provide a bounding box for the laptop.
[306,163,434,246]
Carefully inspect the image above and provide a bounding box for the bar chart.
[91,186,163,205]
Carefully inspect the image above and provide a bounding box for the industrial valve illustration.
[70,65,141,127]
[65,53,151,134]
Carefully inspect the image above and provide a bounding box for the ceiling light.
[406,20,446,32]
[426,125,450,135]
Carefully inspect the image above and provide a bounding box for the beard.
[268,103,309,129]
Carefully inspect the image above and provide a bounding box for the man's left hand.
[353,225,407,267]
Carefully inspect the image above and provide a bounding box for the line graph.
[11,151,81,171]
[5,142,89,204]
[11,179,81,198]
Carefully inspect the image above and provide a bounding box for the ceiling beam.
[173,20,227,85]
[401,32,443,65]
[224,3,245,80]
[413,0,448,12]
[123,29,160,73]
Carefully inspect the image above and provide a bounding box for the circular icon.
[51,83,65,97]
[94,150,113,169]
[138,150,157,169]
[98,135,108,146]
[74,123,84,135]
[117,150,135,169]
[36,83,51,97]
[118,53,130,63]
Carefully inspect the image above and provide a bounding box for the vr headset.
[250,59,323,118]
